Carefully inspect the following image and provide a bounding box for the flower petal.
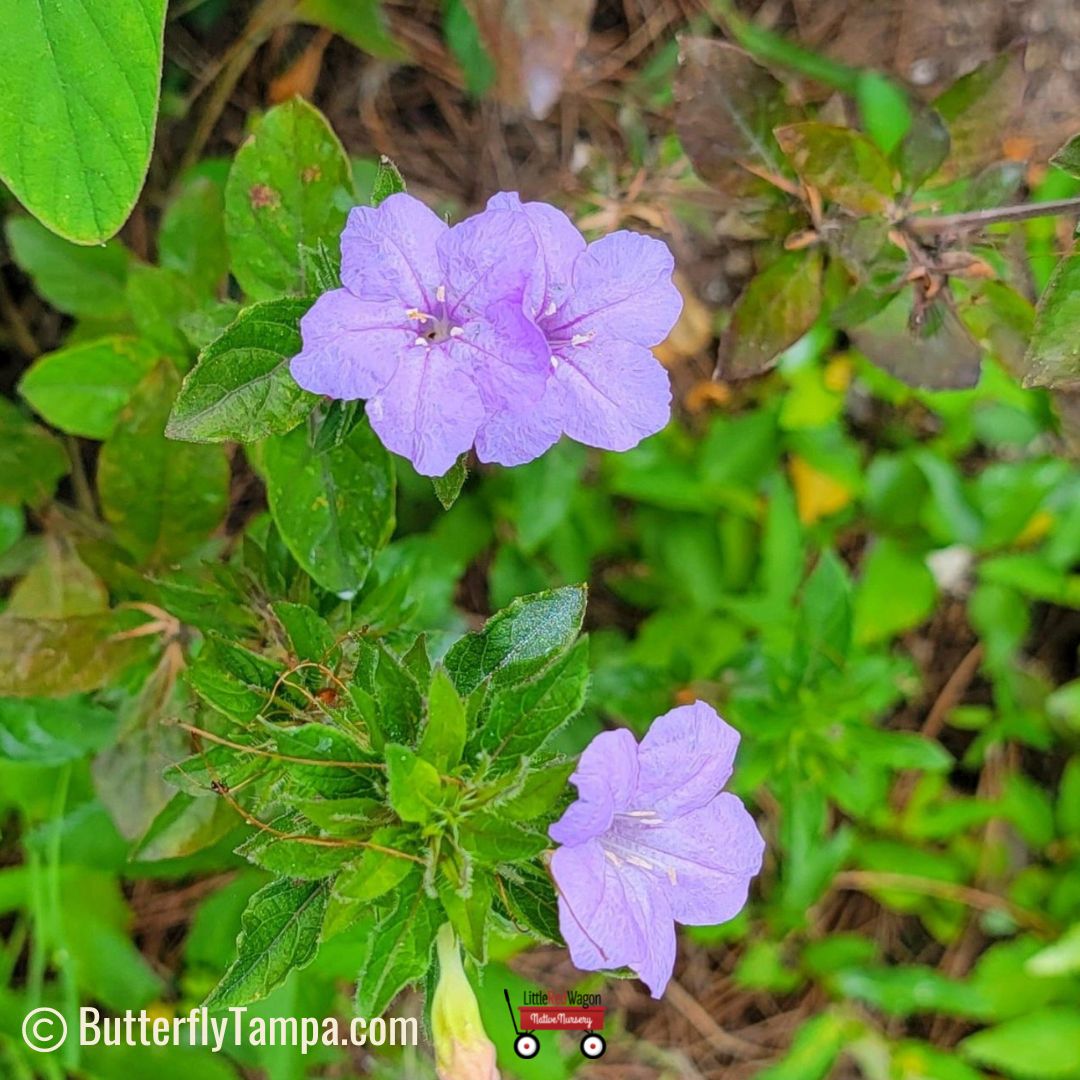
[633,700,741,819]
[549,728,638,846]
[438,209,537,321]
[554,339,671,452]
[474,382,563,467]
[365,342,484,477]
[550,231,683,347]
[453,299,551,413]
[551,839,675,997]
[290,290,413,399]
[487,192,585,319]
[629,793,765,927]
[340,193,446,308]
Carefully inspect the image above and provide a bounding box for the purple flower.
[290,193,550,476]
[290,191,682,475]
[475,193,683,467]
[548,701,764,998]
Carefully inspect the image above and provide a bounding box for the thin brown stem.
[905,196,1080,237]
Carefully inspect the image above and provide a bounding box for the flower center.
[407,284,464,348]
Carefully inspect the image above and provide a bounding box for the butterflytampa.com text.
[78,1006,417,1054]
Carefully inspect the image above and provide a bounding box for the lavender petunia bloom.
[289,193,551,476]
[475,193,683,467]
[548,701,764,998]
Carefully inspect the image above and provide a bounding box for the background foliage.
[1,1,1080,1078]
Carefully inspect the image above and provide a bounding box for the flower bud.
[431,924,500,1080]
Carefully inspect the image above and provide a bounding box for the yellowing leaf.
[789,455,854,525]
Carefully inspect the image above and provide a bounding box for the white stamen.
[406,308,431,323]
[604,849,623,868]
[667,867,678,886]
[571,331,595,347]
[414,336,428,346]
[625,810,659,818]
[436,284,447,303]
[624,854,655,872]
[544,300,557,316]
[550,355,560,370]
[449,326,465,337]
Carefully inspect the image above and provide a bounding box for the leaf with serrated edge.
[205,878,330,1009]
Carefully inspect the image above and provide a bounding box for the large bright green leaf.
[262,417,395,595]
[961,1008,1080,1079]
[224,98,352,299]
[98,361,230,566]
[0,0,167,243]
[19,337,161,439]
[167,298,318,443]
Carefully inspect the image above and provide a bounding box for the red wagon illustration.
[503,989,607,1060]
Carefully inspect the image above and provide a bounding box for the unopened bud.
[431,924,500,1080]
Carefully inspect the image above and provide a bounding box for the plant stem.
[906,196,1080,236]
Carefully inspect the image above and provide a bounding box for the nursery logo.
[502,988,606,1060]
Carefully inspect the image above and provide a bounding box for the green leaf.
[295,0,402,58]
[0,399,68,507]
[159,173,229,295]
[98,361,230,566]
[432,454,469,509]
[133,791,235,861]
[849,288,982,390]
[1024,250,1080,390]
[262,417,395,595]
[474,637,589,764]
[1051,134,1080,179]
[933,50,1024,179]
[0,696,116,764]
[310,398,360,454]
[853,539,937,645]
[443,0,495,98]
[419,666,467,771]
[126,264,201,361]
[674,37,792,191]
[459,813,548,863]
[775,122,895,214]
[386,744,443,824]
[855,72,911,156]
[721,251,823,379]
[798,550,852,678]
[0,611,155,697]
[334,827,418,902]
[961,1008,1080,1079]
[19,337,160,439]
[166,298,319,443]
[5,216,130,319]
[224,98,352,299]
[354,874,441,1016]
[185,635,284,722]
[444,585,588,696]
[896,106,951,192]
[437,871,491,961]
[7,536,107,617]
[1027,925,1080,977]
[0,0,167,243]
[498,863,561,942]
[272,600,336,663]
[236,815,353,880]
[205,878,330,1009]
[370,156,406,205]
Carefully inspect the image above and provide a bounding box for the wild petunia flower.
[475,192,683,467]
[289,193,550,476]
[548,701,764,998]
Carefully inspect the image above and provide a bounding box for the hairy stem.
[906,196,1080,236]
